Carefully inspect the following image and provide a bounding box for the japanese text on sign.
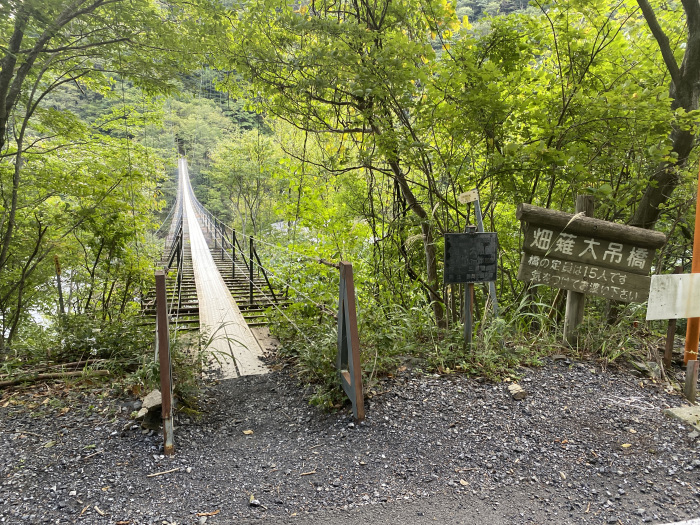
[518,255,648,303]
[525,227,654,272]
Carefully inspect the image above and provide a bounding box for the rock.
[249,498,261,507]
[135,407,148,420]
[199,517,207,525]
[508,383,528,400]
[142,390,162,411]
[141,409,162,431]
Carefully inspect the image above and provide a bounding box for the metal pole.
[338,262,365,421]
[473,197,499,317]
[155,270,174,456]
[232,230,236,279]
[249,237,254,305]
[464,225,476,346]
[685,360,698,402]
[685,163,700,364]
[665,265,683,370]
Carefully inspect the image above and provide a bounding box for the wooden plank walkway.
[179,158,268,378]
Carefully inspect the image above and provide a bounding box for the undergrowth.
[268,295,560,410]
[268,290,670,410]
[1,314,206,415]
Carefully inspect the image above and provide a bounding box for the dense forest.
[1,0,698,401]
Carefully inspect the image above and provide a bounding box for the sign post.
[563,196,594,344]
[444,227,498,345]
[459,189,499,316]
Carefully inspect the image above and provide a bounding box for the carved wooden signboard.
[516,204,666,303]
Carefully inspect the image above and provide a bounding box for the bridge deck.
[179,158,268,378]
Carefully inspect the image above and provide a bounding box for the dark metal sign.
[444,232,498,284]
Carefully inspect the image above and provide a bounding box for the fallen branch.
[0,370,110,388]
[300,470,316,476]
[146,467,180,478]
[83,450,103,460]
[0,359,104,378]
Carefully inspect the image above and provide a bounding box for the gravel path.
[1,357,699,524]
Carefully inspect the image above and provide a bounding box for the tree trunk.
[388,159,446,328]
[631,0,700,228]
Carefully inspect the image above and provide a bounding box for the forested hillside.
[1,0,698,399]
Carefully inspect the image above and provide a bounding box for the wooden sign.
[458,189,479,204]
[516,204,665,303]
[444,232,498,284]
[647,274,700,320]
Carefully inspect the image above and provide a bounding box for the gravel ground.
[1,356,700,524]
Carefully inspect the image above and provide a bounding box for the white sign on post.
[646,274,700,320]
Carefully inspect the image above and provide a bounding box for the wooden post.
[685,164,700,364]
[155,270,174,455]
[563,195,595,345]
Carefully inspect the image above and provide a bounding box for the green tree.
[221,0,464,326]
[631,0,700,228]
[0,0,224,346]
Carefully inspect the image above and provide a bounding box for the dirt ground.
[1,355,700,524]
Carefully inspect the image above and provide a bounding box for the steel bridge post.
[155,270,175,455]
[232,230,236,279]
[249,237,254,305]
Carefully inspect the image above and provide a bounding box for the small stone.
[186,467,192,474]
[68,490,76,497]
[199,517,207,525]
[348,422,355,429]
[635,508,646,516]
[508,384,528,400]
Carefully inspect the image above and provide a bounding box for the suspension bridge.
[147,158,285,379]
